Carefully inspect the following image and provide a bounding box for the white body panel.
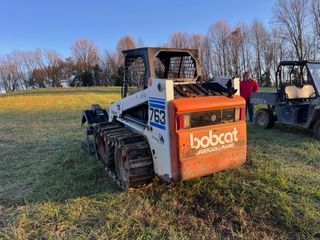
[108,79,174,180]
[233,78,240,96]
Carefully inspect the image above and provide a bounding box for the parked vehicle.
[251,60,320,139]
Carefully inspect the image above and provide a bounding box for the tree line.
[1,0,320,92]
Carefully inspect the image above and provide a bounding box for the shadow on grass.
[0,136,121,207]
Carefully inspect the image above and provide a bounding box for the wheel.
[254,109,275,129]
[114,142,154,190]
[114,146,130,188]
[94,128,114,168]
[313,120,320,140]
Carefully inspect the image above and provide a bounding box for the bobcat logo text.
[190,128,239,155]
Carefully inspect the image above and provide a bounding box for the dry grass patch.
[0,87,320,239]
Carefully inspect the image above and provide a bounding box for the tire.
[254,109,275,129]
[313,120,320,140]
[114,146,130,188]
[94,129,114,168]
[114,141,154,189]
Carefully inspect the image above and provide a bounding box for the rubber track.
[94,122,121,167]
[95,122,154,189]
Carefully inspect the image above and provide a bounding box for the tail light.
[177,113,190,129]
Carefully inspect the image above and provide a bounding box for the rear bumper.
[177,139,246,181]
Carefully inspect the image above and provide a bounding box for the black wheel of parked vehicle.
[313,120,320,140]
[254,109,275,129]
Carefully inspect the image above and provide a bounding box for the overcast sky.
[0,0,276,57]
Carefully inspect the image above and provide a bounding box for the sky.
[0,0,276,58]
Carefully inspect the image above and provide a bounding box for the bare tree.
[71,39,99,71]
[189,34,210,78]
[168,32,190,48]
[207,20,232,76]
[273,0,310,61]
[115,35,138,70]
[43,49,64,87]
[311,0,320,39]
[311,0,320,54]
[189,34,202,50]
[230,28,243,77]
[116,36,138,53]
[200,36,212,79]
[237,23,254,76]
[31,68,47,88]
[0,57,22,92]
[102,50,122,86]
[260,31,274,84]
[251,19,269,84]
[20,49,45,88]
[187,34,213,79]
[63,57,75,85]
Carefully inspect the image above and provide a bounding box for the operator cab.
[122,47,235,99]
[277,61,319,103]
[122,48,200,97]
[275,61,320,126]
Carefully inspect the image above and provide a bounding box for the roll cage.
[121,47,202,97]
[275,60,320,101]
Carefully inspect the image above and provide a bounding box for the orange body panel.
[169,96,247,181]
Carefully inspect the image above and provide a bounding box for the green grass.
[259,87,277,92]
[0,87,320,239]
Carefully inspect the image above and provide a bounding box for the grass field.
[0,87,320,239]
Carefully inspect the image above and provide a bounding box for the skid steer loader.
[81,48,247,189]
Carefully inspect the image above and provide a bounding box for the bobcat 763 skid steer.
[81,48,247,189]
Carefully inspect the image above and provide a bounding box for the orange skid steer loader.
[81,47,247,189]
